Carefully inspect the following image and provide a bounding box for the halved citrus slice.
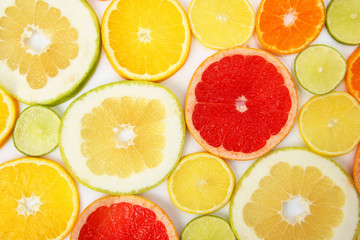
[185,47,298,161]
[101,0,191,81]
[0,0,100,105]
[0,157,79,240]
[0,87,18,147]
[256,0,326,55]
[346,46,360,103]
[230,147,359,240]
[299,92,360,156]
[168,152,235,214]
[188,0,255,49]
[353,145,360,194]
[60,81,185,194]
[70,195,178,240]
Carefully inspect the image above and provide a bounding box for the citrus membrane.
[294,45,347,95]
[0,157,79,240]
[230,147,359,240]
[13,105,60,156]
[0,87,18,146]
[0,0,100,105]
[60,81,185,194]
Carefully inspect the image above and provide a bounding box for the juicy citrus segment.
[0,88,18,146]
[168,152,235,214]
[101,0,191,81]
[230,147,360,240]
[70,195,178,240]
[353,145,360,194]
[256,0,325,54]
[0,157,79,240]
[299,92,360,156]
[181,216,236,240]
[346,46,360,103]
[60,81,185,194]
[81,97,166,178]
[188,0,254,49]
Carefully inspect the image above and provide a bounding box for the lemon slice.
[299,92,360,156]
[188,0,254,49]
[230,147,359,240]
[0,0,100,105]
[101,0,191,81]
[60,81,185,194]
[0,157,79,240]
[167,152,235,214]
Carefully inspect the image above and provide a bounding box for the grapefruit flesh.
[186,48,298,160]
[71,195,178,240]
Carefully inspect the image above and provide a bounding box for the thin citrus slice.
[13,106,60,156]
[256,0,326,55]
[70,195,178,240]
[346,46,360,102]
[185,47,298,161]
[0,88,18,147]
[0,0,100,105]
[181,215,236,240]
[0,157,79,240]
[60,81,185,194]
[101,0,191,81]
[188,0,254,49]
[294,45,347,95]
[167,152,235,214]
[353,145,360,194]
[230,147,359,240]
[299,92,360,156]
[326,0,360,45]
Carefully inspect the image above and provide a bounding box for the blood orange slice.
[71,195,178,240]
[185,47,298,161]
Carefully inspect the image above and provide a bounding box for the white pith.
[16,194,42,217]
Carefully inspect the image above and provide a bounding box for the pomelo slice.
[185,47,298,161]
[59,81,185,194]
[0,0,100,105]
[70,195,178,240]
[230,147,360,240]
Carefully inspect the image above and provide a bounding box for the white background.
[0,0,358,238]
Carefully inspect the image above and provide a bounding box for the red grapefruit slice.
[185,47,298,161]
[71,195,178,240]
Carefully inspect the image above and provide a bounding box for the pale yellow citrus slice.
[188,0,255,49]
[230,147,359,240]
[0,88,18,147]
[299,92,360,156]
[167,152,235,214]
[101,0,191,81]
[0,157,79,240]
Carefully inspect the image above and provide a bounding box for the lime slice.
[294,45,347,95]
[59,81,185,194]
[230,147,360,240]
[13,106,60,156]
[181,215,236,240]
[326,0,360,45]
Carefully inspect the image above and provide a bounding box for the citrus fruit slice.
[70,195,178,240]
[353,145,360,194]
[326,0,360,45]
[13,106,60,156]
[299,92,360,156]
[0,88,18,147]
[256,0,326,55]
[101,0,191,81]
[185,47,298,161]
[60,81,185,194]
[181,215,236,240]
[346,46,360,102]
[0,0,100,105]
[294,45,347,95]
[168,152,235,214]
[0,157,79,240]
[188,0,254,49]
[230,147,360,240]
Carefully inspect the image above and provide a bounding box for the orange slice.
[353,145,360,194]
[256,0,326,55]
[0,88,18,147]
[346,46,360,103]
